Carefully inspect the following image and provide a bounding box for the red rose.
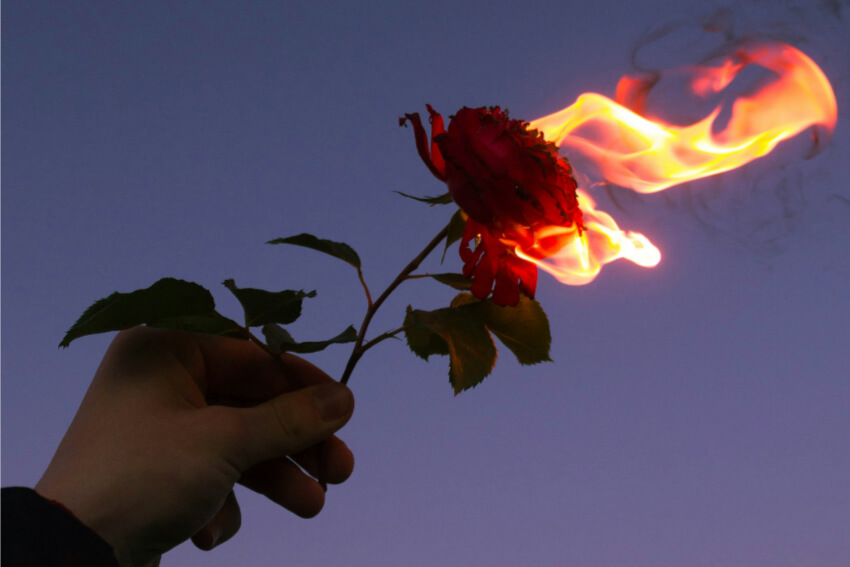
[402,105,583,306]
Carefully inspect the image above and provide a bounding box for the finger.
[290,437,355,485]
[190,334,336,404]
[191,490,241,551]
[239,457,325,518]
[225,382,354,470]
[109,328,337,406]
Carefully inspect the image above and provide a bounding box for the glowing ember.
[520,38,837,285]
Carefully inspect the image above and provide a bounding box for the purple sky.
[3,1,849,566]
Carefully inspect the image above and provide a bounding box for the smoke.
[599,0,849,270]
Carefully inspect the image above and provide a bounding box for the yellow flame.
[519,39,837,285]
[516,190,661,286]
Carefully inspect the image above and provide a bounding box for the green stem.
[247,329,279,360]
[360,324,409,354]
[357,267,374,308]
[339,224,450,385]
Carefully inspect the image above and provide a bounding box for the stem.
[360,325,409,354]
[339,224,450,385]
[357,267,374,308]
[247,329,281,361]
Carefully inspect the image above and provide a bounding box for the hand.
[35,327,355,567]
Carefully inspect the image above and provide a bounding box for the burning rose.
[402,105,583,306]
[61,38,836,395]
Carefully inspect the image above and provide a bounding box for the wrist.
[6,486,120,567]
[35,476,135,566]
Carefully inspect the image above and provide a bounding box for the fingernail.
[209,526,222,548]
[313,383,353,421]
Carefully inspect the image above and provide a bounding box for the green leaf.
[267,233,361,269]
[428,273,473,291]
[394,191,454,206]
[453,292,552,366]
[223,279,315,327]
[261,323,297,352]
[262,324,357,354]
[449,293,473,309]
[405,306,496,394]
[284,326,357,354]
[60,278,216,347]
[403,307,450,360]
[442,209,467,262]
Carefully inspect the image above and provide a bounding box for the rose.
[402,105,583,306]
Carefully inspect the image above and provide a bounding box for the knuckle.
[198,406,254,470]
[205,405,245,435]
[270,399,305,447]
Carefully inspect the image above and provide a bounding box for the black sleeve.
[1,487,119,567]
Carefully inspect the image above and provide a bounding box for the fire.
[516,190,660,286]
[521,38,837,285]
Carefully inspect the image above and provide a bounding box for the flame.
[520,38,837,285]
[516,190,661,286]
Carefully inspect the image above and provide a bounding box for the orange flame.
[516,190,660,286]
[522,38,837,285]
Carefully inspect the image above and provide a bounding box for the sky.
[3,1,849,566]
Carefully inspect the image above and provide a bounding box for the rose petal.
[401,111,446,181]
[425,104,446,177]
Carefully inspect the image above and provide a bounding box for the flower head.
[402,105,583,306]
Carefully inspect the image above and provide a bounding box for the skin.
[35,327,355,567]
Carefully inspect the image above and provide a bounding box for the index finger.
[188,333,335,406]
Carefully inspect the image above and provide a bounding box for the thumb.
[226,382,354,471]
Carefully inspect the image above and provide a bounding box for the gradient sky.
[3,1,849,566]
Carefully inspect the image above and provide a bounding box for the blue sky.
[3,1,849,566]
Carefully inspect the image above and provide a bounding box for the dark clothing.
[1,487,118,567]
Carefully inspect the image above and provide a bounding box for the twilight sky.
[3,1,849,566]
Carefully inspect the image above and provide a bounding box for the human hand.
[35,327,355,567]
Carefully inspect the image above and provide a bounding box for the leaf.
[428,273,473,290]
[261,324,297,352]
[394,191,454,206]
[453,292,552,366]
[267,233,361,269]
[442,209,467,262]
[284,326,357,354]
[60,278,216,347]
[262,324,357,354]
[223,279,315,327]
[405,306,496,394]
[450,292,478,308]
[403,307,450,360]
